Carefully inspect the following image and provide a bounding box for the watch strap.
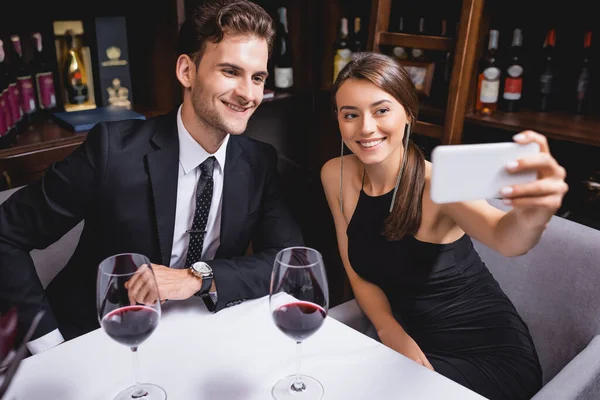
[198,274,212,296]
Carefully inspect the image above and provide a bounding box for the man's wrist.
[186,268,203,293]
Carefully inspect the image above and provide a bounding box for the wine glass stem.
[292,341,305,392]
[130,347,148,398]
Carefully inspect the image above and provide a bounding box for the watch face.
[193,262,212,275]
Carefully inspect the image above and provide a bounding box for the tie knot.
[200,156,216,176]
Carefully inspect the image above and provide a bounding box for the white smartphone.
[430,141,541,204]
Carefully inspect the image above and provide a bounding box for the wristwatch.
[190,261,213,297]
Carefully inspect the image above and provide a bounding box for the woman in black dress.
[320,53,568,400]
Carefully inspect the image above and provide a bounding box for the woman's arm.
[320,158,433,369]
[442,131,568,257]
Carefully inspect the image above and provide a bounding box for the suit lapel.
[146,112,179,265]
[218,136,250,257]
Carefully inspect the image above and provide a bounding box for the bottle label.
[503,77,523,100]
[480,79,500,103]
[69,85,89,104]
[2,90,13,129]
[36,72,57,109]
[483,67,500,80]
[507,65,523,78]
[17,76,37,114]
[540,74,552,95]
[274,67,293,89]
[577,67,590,100]
[8,83,22,122]
[393,47,407,59]
[411,48,424,59]
[333,49,352,82]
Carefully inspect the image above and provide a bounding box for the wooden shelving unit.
[377,33,453,52]
[465,110,600,147]
[368,0,483,145]
[368,0,600,150]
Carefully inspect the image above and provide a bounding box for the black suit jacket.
[0,109,303,341]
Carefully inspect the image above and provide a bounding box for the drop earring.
[389,122,412,212]
[339,138,345,214]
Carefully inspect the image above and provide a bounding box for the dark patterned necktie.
[185,156,216,267]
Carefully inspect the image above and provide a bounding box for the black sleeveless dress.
[347,189,542,400]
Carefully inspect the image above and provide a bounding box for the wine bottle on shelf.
[31,32,58,115]
[3,38,21,132]
[63,30,89,106]
[351,17,363,53]
[537,28,556,112]
[475,29,500,115]
[0,40,11,137]
[273,7,293,93]
[10,34,37,126]
[333,17,352,83]
[441,20,453,83]
[411,17,427,62]
[575,30,592,115]
[431,19,453,108]
[392,16,409,61]
[501,28,524,112]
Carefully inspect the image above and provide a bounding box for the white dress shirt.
[170,105,228,268]
[27,105,229,354]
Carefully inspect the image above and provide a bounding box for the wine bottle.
[31,32,57,113]
[538,28,556,112]
[0,40,11,137]
[351,17,363,53]
[273,7,293,92]
[392,16,408,61]
[333,17,352,83]
[10,34,37,125]
[432,19,452,108]
[441,20,453,83]
[63,30,89,105]
[411,17,426,61]
[575,30,592,114]
[501,28,524,112]
[475,29,500,115]
[3,39,21,131]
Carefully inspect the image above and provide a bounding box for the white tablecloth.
[4,296,485,399]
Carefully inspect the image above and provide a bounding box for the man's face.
[190,34,269,136]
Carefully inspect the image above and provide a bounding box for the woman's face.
[336,78,409,166]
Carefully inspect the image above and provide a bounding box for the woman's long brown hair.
[333,52,426,240]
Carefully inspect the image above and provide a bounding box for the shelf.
[414,121,443,139]
[465,110,600,147]
[263,92,296,103]
[378,33,454,52]
[419,103,446,119]
[0,123,85,159]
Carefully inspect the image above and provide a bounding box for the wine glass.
[97,253,166,400]
[270,247,329,400]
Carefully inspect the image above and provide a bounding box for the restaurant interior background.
[0,0,598,308]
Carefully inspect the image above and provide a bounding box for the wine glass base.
[113,383,167,400]
[272,374,323,400]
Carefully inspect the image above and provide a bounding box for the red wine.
[273,301,326,342]
[101,305,159,348]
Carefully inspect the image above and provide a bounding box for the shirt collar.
[177,105,229,176]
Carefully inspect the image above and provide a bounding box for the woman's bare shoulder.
[321,155,361,186]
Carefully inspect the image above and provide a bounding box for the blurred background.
[0,0,598,308]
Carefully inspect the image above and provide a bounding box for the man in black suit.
[0,0,303,353]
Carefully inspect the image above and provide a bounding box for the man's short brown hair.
[176,0,275,64]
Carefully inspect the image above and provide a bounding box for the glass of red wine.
[270,246,329,400]
[97,253,166,400]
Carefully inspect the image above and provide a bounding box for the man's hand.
[124,264,202,305]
